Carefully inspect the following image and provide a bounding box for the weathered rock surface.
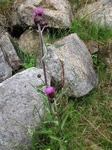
[77,0,112,27]
[0,32,21,80]
[11,0,73,28]
[99,41,112,71]
[0,47,12,82]
[85,40,98,54]
[45,33,98,97]
[18,29,39,55]
[0,16,9,82]
[0,67,50,150]
[0,14,6,34]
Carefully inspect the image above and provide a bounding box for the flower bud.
[34,16,44,25]
[49,97,54,103]
[37,74,41,78]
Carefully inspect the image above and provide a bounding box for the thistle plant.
[33,7,55,103]
[32,7,65,149]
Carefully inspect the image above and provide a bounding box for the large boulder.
[11,0,73,28]
[0,67,50,150]
[77,0,112,27]
[45,33,98,97]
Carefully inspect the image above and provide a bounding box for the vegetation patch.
[70,19,112,43]
[14,43,35,69]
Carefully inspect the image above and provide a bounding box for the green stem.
[38,23,53,114]
[38,23,48,86]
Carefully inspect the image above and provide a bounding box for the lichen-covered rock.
[0,67,50,150]
[11,0,73,28]
[45,33,98,97]
[77,0,112,27]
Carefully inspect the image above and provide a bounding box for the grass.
[70,18,112,43]
[69,0,96,12]
[45,28,70,43]
[75,71,112,149]
[45,18,112,44]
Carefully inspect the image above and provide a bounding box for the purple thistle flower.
[44,86,55,95]
[32,7,47,27]
[33,7,44,18]
[44,86,55,100]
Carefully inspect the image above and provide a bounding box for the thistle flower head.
[44,86,55,95]
[32,7,47,27]
[33,7,44,18]
[43,86,55,102]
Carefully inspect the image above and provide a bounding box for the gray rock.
[85,40,98,54]
[0,14,6,34]
[18,29,40,55]
[0,19,11,83]
[0,32,21,72]
[0,67,50,150]
[11,0,73,28]
[0,47,12,82]
[77,0,112,27]
[0,26,4,35]
[45,33,98,97]
[99,40,112,71]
